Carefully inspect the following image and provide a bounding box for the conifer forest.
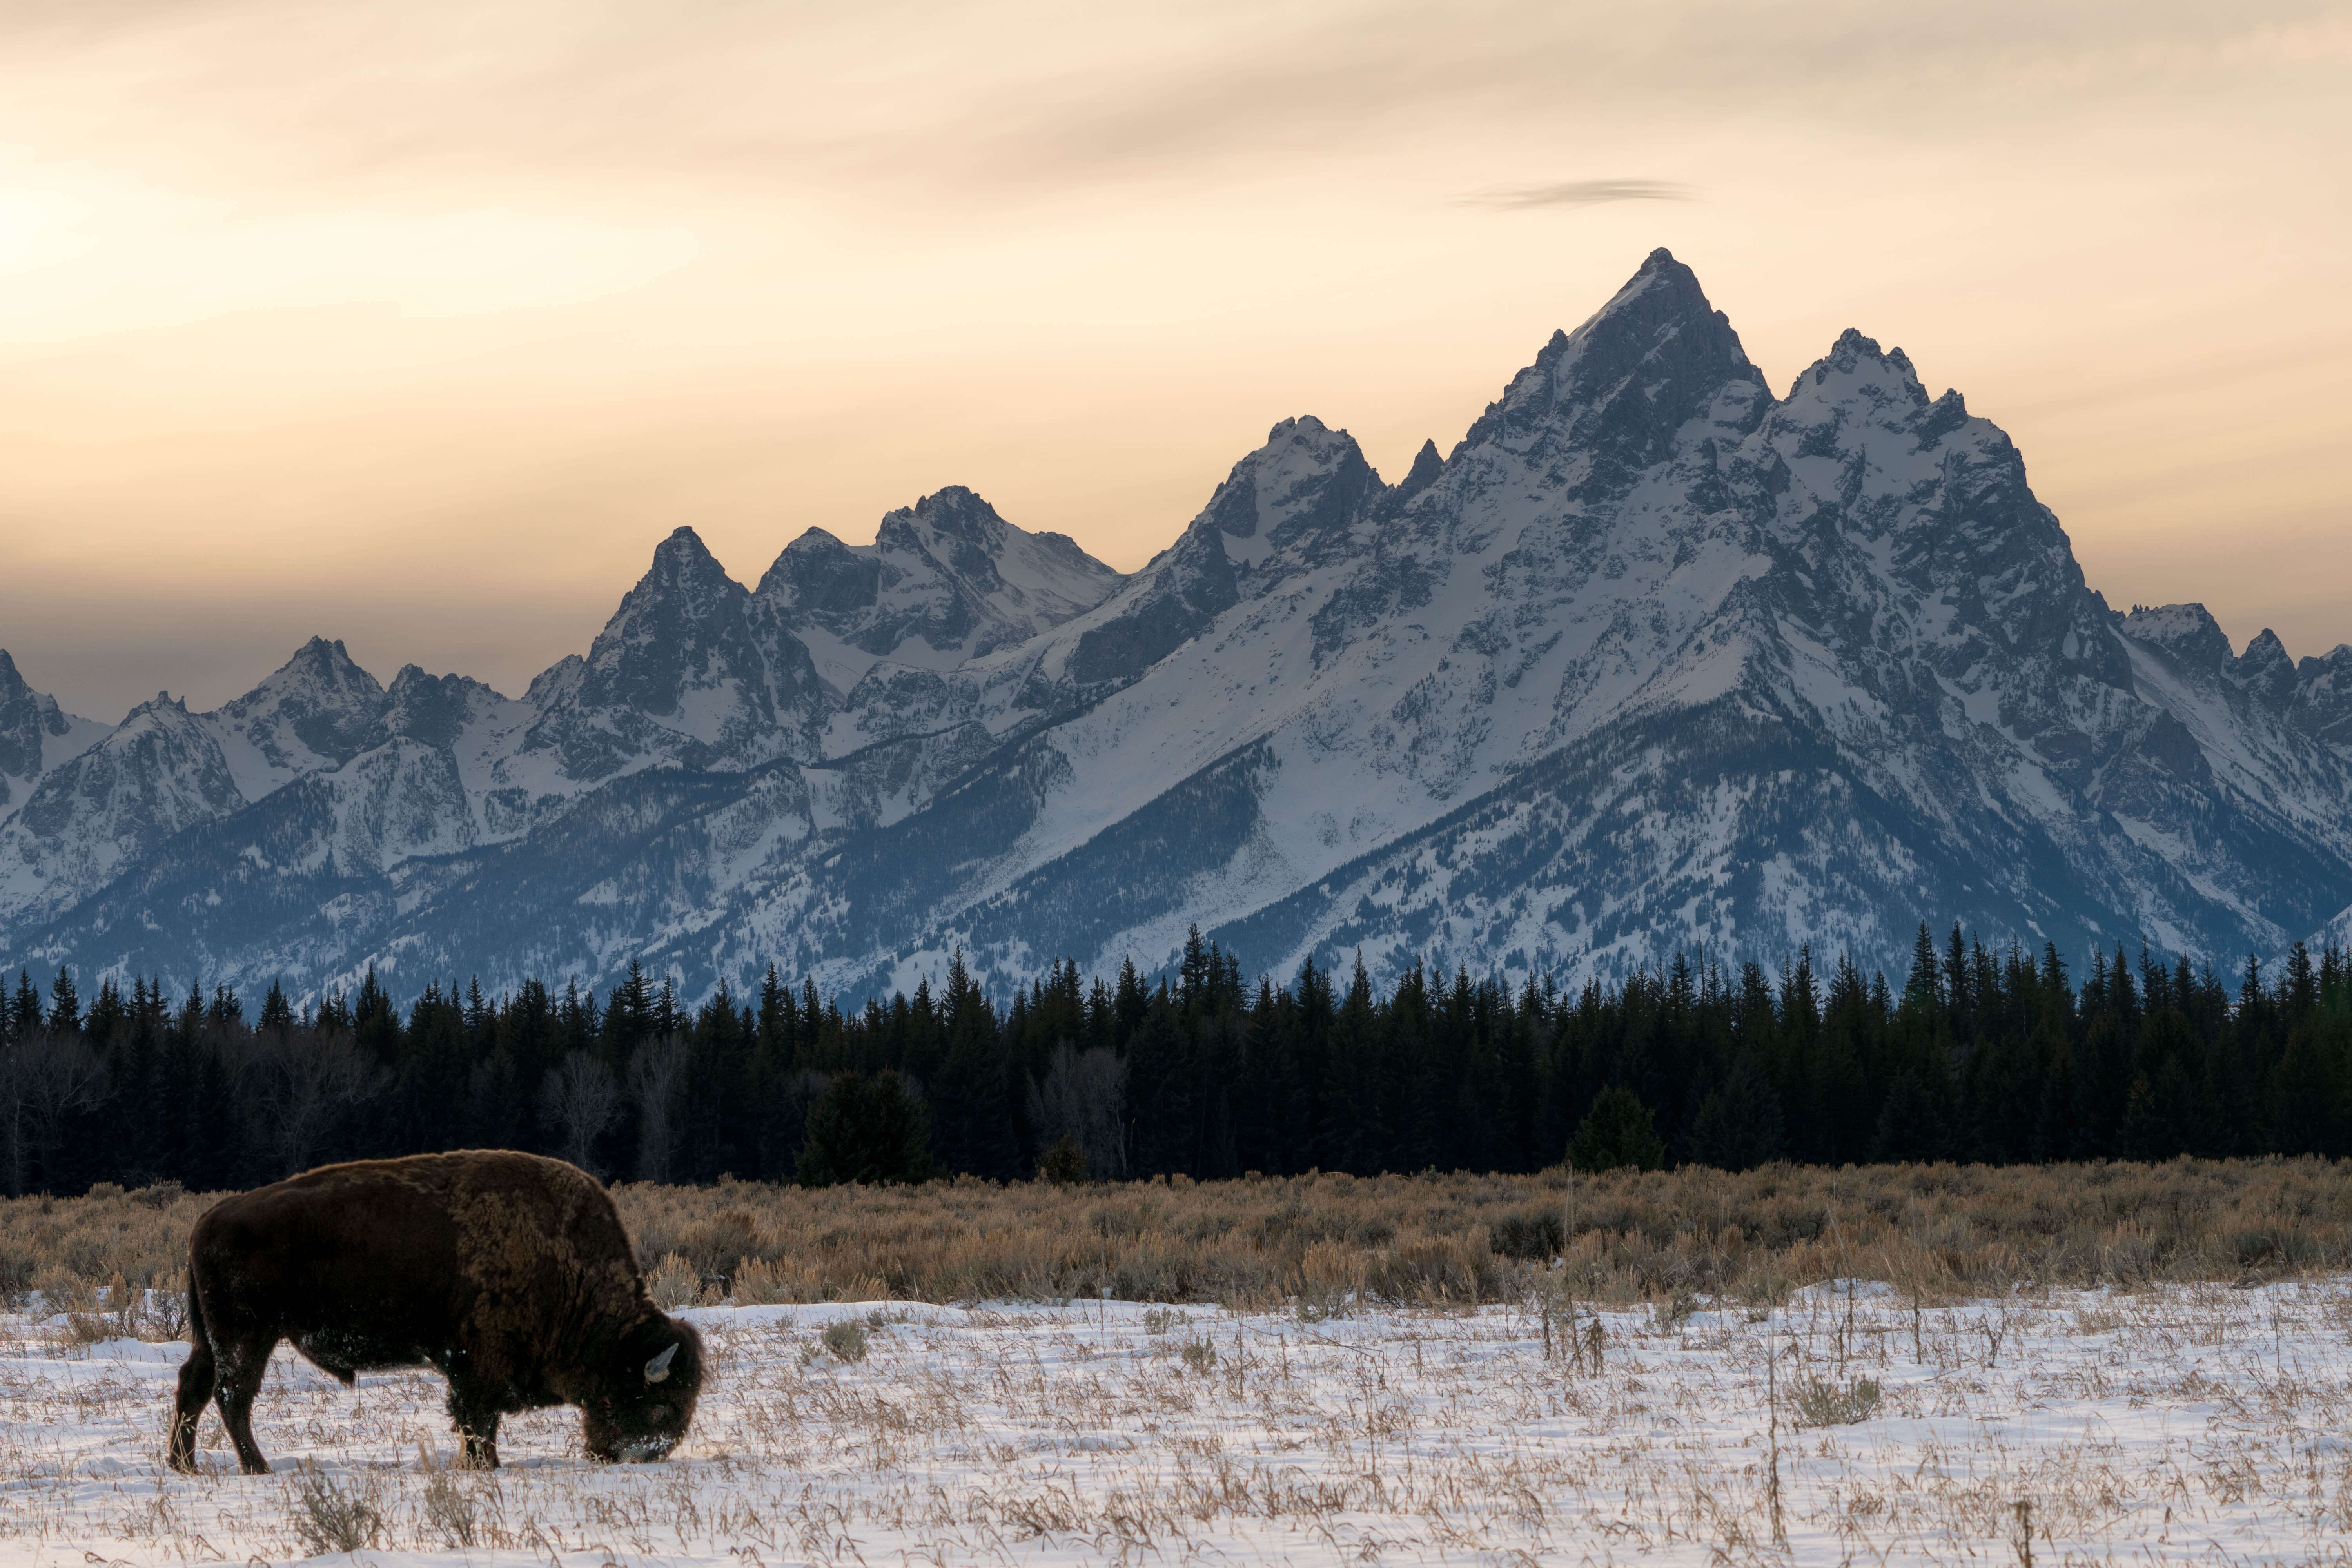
[4,925,2350,1198]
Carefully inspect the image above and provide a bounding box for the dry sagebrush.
[6,1158,2352,1314]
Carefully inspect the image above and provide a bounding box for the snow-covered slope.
[0,651,113,827]
[7,250,2349,998]
[0,640,396,940]
[0,692,246,936]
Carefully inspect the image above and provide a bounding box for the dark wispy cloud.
[1460,179,1692,211]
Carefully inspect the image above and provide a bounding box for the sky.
[0,0,2346,721]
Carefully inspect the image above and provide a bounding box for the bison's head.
[583,1315,704,1462]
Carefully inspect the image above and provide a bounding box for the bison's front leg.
[446,1382,503,1470]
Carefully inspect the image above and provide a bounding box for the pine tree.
[1904,923,1940,1013]
[1568,1085,1666,1172]
[1870,1070,1945,1163]
[6,971,39,1044]
[46,967,80,1035]
[605,961,656,1061]
[258,980,294,1035]
[796,1070,932,1186]
[1690,1051,1784,1171]
[930,951,1016,1178]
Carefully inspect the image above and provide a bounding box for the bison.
[168,1149,702,1474]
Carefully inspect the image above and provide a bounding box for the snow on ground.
[5,1279,2352,1566]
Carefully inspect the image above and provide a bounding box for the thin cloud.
[1461,179,1692,211]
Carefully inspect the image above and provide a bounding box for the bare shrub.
[537,1052,620,1176]
[143,1270,190,1342]
[1024,1044,1127,1180]
[289,1463,381,1554]
[820,1320,868,1363]
[31,1261,98,1313]
[732,1254,791,1304]
[1793,1375,1883,1427]
[645,1252,699,1308]
[231,1027,383,1178]
[421,1470,478,1548]
[627,1034,691,1185]
[679,1206,759,1287]
[0,1030,109,1196]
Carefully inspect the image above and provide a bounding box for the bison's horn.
[644,1342,679,1383]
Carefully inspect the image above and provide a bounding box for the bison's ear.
[644,1342,679,1383]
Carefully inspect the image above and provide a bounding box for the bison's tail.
[183,1273,208,1352]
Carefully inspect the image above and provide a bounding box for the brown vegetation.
[4,1157,2350,1316]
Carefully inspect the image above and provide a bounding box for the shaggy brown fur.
[167,1150,702,1474]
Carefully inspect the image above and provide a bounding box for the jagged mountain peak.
[0,679,242,928]
[1004,415,1379,699]
[520,522,781,779]
[2122,603,2234,668]
[2292,643,2352,750]
[220,635,385,717]
[1794,328,1931,407]
[388,662,505,701]
[1461,250,1760,472]
[878,485,1000,548]
[0,651,109,820]
[631,524,743,604]
[0,650,68,744]
[592,528,752,656]
[2227,627,2298,710]
[1395,438,1445,501]
[758,528,875,616]
[1194,417,1374,544]
[208,634,390,797]
[386,664,510,749]
[764,486,1122,694]
[126,690,192,721]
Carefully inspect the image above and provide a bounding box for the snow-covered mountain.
[763,485,1125,691]
[0,652,113,827]
[0,638,396,933]
[6,251,2349,999]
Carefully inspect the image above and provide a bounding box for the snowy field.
[5,1279,2352,1566]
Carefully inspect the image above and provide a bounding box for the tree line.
[4,924,2350,1198]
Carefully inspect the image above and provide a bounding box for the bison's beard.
[581,1402,691,1463]
[583,1418,681,1463]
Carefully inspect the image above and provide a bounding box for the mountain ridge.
[5,249,2349,1001]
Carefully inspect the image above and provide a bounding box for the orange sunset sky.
[0,1,2346,720]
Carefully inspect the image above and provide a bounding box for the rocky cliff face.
[7,251,2348,999]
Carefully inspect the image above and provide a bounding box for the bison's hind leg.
[446,1382,503,1470]
[167,1338,215,1473]
[210,1332,279,1475]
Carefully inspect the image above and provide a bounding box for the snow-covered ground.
[5,1279,2351,1565]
